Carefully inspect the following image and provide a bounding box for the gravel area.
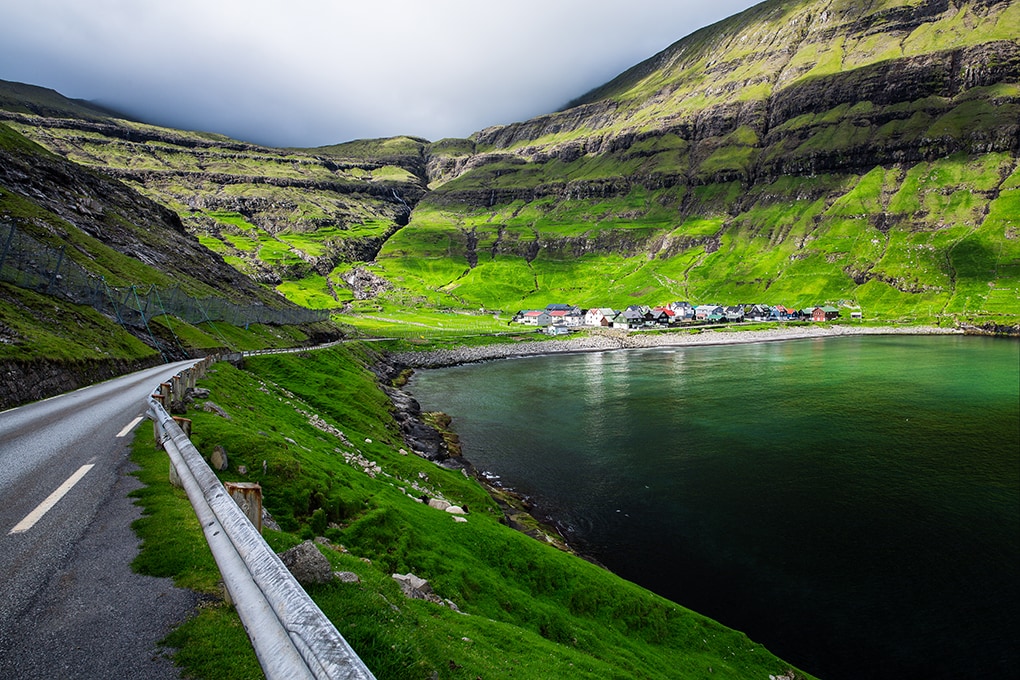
[388,325,962,368]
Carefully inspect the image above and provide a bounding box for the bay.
[407,335,1020,680]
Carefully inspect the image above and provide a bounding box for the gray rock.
[392,572,434,600]
[334,571,361,584]
[202,401,231,419]
[390,572,461,612]
[279,540,333,585]
[262,507,281,532]
[209,445,228,471]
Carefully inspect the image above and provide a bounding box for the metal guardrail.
[148,357,375,680]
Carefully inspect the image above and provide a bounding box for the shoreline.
[380,322,986,559]
[388,323,965,368]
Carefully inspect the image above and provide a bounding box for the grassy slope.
[373,149,1020,323]
[367,0,1019,326]
[0,124,335,364]
[0,92,427,309]
[131,345,813,680]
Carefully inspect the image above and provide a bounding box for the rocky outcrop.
[0,124,292,309]
[0,356,162,411]
[382,384,455,463]
[341,267,392,299]
[391,572,460,611]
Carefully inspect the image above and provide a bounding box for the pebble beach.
[388,324,962,368]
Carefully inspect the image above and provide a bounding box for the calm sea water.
[407,335,1020,680]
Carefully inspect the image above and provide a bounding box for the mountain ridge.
[1,0,1018,330]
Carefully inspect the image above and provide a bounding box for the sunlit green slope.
[373,0,1019,325]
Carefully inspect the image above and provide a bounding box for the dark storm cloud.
[2,0,759,147]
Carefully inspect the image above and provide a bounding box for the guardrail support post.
[226,482,263,533]
[173,416,192,438]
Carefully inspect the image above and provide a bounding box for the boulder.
[427,498,451,511]
[391,573,463,612]
[392,572,435,600]
[279,540,333,585]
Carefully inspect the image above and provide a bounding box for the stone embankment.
[388,324,961,369]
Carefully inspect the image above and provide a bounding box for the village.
[513,302,861,335]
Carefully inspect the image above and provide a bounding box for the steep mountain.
[0,82,429,307]
[0,121,339,407]
[2,0,1018,329]
[380,0,1019,325]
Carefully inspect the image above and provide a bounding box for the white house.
[549,308,584,327]
[584,307,616,327]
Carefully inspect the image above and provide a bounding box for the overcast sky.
[2,0,759,148]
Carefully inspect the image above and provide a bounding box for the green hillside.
[0,121,341,407]
[376,0,1019,326]
[2,0,1018,331]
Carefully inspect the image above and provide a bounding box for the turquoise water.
[407,335,1020,680]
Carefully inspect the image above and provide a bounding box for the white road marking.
[116,415,145,438]
[8,464,95,535]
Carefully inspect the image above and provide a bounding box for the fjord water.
[407,335,1019,680]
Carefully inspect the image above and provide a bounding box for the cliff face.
[0,94,430,284]
[429,0,1020,202]
[376,0,1020,323]
[0,123,285,305]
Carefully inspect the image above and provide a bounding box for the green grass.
[0,282,158,362]
[365,148,1019,325]
[128,346,813,680]
[129,426,262,678]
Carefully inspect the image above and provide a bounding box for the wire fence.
[1,219,331,353]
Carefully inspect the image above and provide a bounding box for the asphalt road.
[0,360,202,679]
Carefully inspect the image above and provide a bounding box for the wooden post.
[173,416,192,438]
[160,382,171,404]
[168,460,183,488]
[225,482,263,533]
